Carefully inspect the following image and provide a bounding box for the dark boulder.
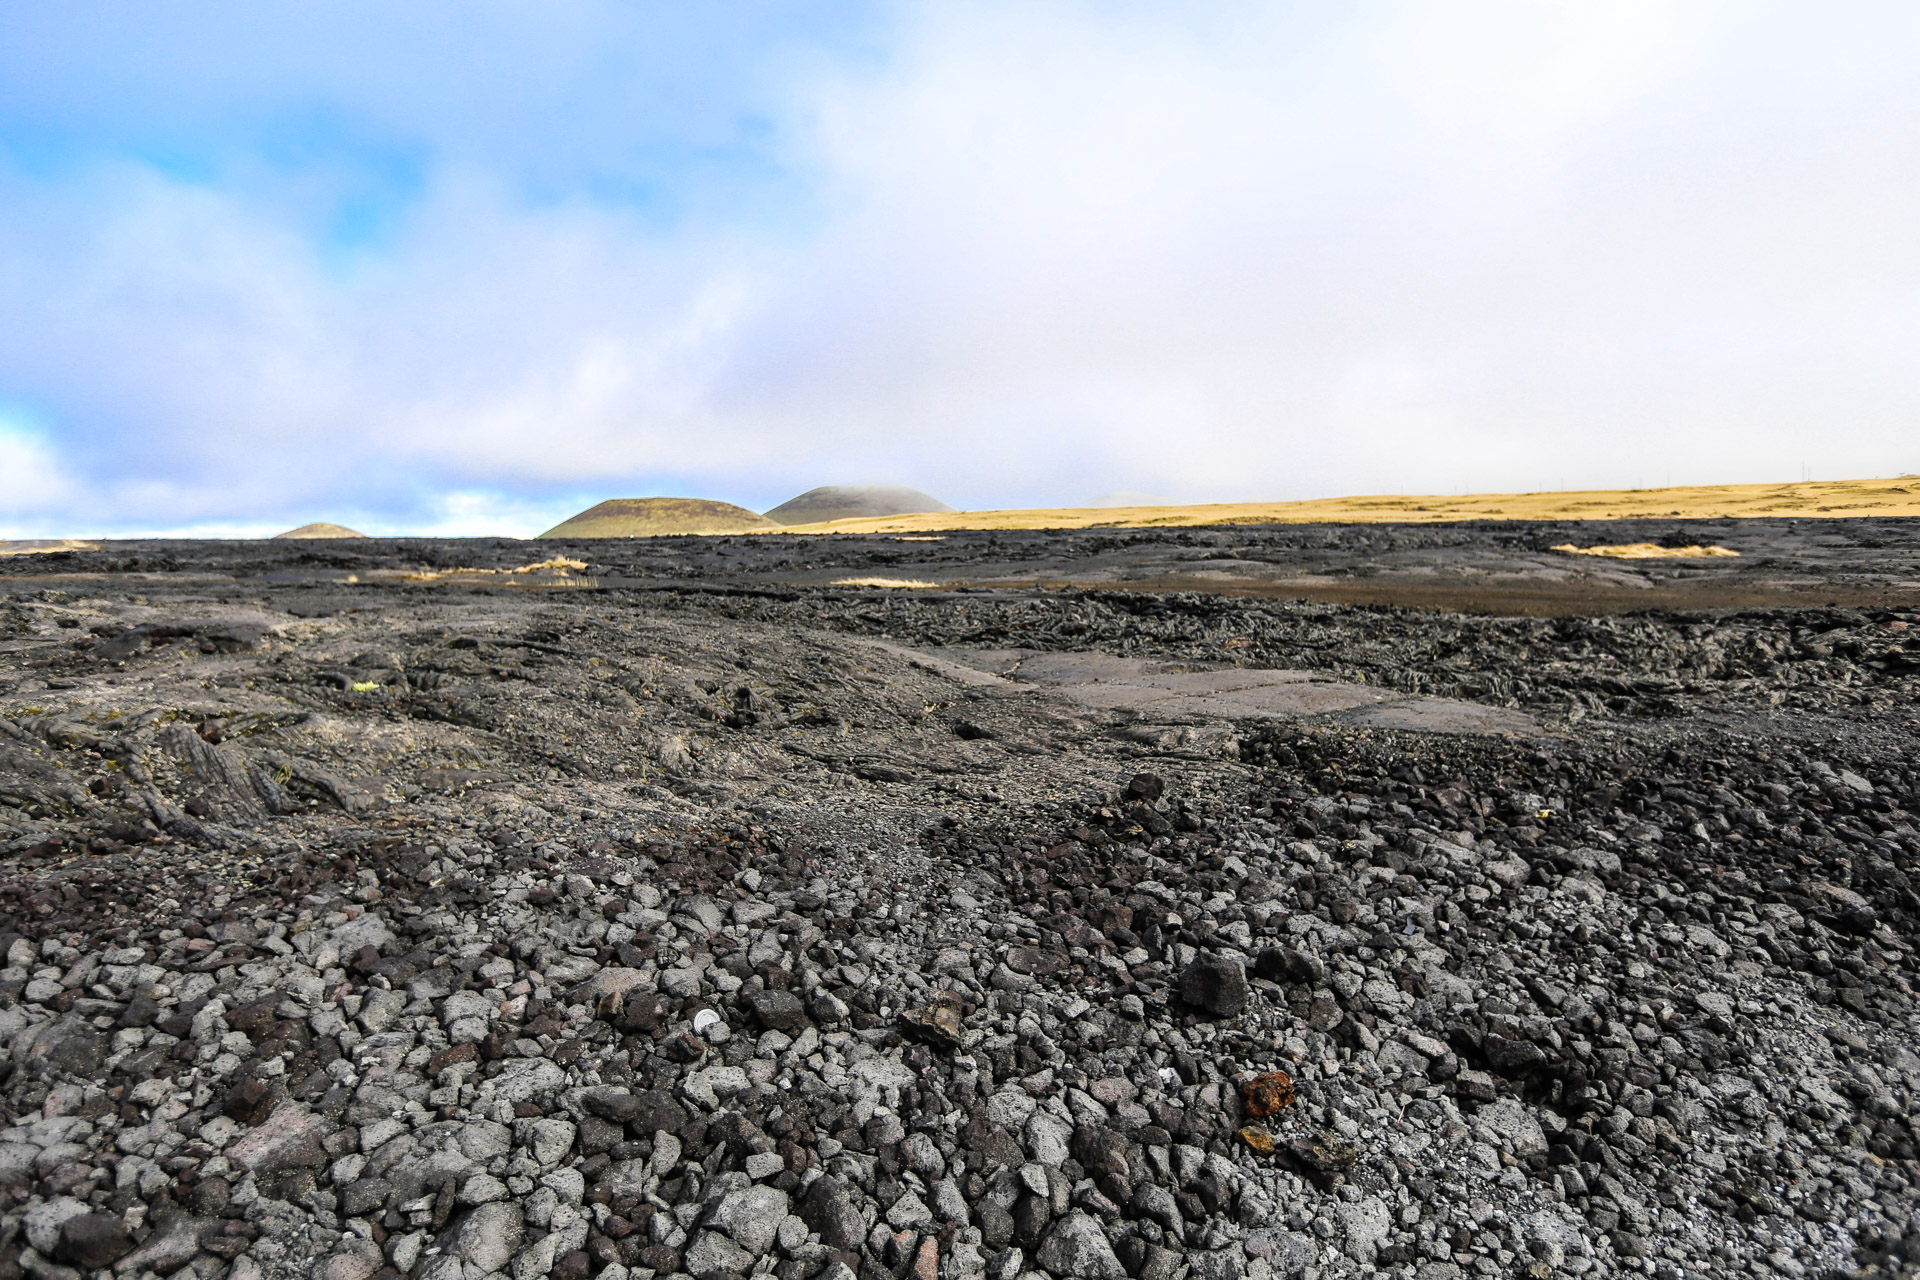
[17,1017,109,1078]
[799,1175,864,1251]
[747,988,809,1032]
[1178,954,1250,1018]
[580,1087,644,1124]
[53,1214,134,1268]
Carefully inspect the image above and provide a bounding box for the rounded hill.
[537,498,777,538]
[764,485,954,526]
[273,523,367,539]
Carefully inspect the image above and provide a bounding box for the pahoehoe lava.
[0,520,1915,1280]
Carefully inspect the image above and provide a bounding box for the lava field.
[0,523,1916,1280]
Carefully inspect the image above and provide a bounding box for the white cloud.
[0,418,76,535]
[405,491,579,540]
[745,0,1920,501]
[1,0,1917,534]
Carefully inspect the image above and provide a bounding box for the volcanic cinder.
[539,498,777,538]
[764,484,954,526]
[0,519,1915,1280]
[272,523,368,539]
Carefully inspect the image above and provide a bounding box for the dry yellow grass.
[401,557,588,582]
[777,477,1920,534]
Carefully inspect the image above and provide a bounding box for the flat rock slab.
[879,644,1539,737]
[1343,697,1541,735]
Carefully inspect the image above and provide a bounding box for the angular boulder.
[227,1103,328,1174]
[1179,953,1251,1017]
[1035,1212,1127,1280]
[800,1175,865,1251]
[439,1202,524,1275]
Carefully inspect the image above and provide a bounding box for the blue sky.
[2,1,1918,536]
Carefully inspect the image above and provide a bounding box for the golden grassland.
[4,478,1914,552]
[775,477,1920,535]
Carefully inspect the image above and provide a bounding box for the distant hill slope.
[538,498,777,538]
[273,523,367,539]
[774,477,1920,533]
[764,485,953,526]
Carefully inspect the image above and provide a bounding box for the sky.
[2,1,1918,538]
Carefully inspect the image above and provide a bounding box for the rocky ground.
[0,524,1916,1280]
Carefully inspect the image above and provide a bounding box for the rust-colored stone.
[1242,1070,1295,1118]
[1237,1126,1276,1155]
[899,989,967,1050]
[912,1237,939,1280]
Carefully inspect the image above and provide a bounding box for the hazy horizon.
[4,2,1919,538]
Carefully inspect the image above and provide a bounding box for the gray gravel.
[0,532,1916,1280]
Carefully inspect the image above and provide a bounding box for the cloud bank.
[2,1,1917,535]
